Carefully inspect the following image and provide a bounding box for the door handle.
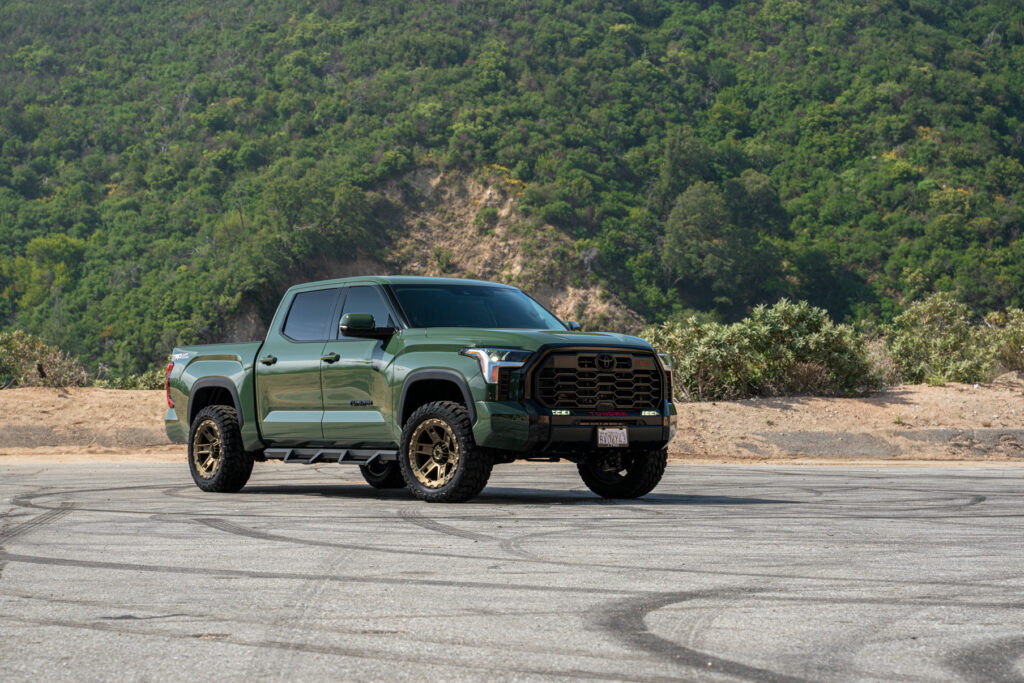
[259,354,277,366]
[321,352,340,363]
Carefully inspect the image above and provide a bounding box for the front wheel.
[188,405,253,492]
[398,401,492,503]
[577,448,667,499]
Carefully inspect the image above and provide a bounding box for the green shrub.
[643,318,751,401]
[0,330,89,388]
[985,309,1024,374]
[644,299,877,401]
[885,293,993,384]
[473,206,499,229]
[92,366,166,390]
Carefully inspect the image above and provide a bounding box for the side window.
[339,286,395,336]
[282,289,338,341]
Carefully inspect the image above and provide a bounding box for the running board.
[263,448,398,465]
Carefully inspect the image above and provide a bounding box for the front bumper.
[473,399,676,454]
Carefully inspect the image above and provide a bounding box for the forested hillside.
[1,0,1022,373]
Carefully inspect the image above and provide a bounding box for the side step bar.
[263,448,398,465]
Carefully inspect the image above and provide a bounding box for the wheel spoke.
[192,419,223,479]
[408,417,463,488]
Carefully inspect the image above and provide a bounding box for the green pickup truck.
[165,276,676,502]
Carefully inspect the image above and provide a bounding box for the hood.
[417,328,653,352]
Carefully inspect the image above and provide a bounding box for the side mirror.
[565,320,582,331]
[340,313,395,339]
[340,312,375,337]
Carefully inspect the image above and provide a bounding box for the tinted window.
[391,284,565,329]
[339,286,396,335]
[283,289,338,341]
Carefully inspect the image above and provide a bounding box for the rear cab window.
[282,289,339,341]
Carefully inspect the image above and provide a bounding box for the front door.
[320,285,398,447]
[255,287,340,445]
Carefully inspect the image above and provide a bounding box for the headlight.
[460,348,532,384]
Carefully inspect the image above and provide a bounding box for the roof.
[286,275,518,292]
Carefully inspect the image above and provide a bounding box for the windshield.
[390,284,566,330]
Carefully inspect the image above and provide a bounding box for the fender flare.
[188,378,244,427]
[399,369,477,425]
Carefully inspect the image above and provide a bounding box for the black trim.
[328,287,349,340]
[522,344,660,400]
[399,370,477,425]
[189,378,244,427]
[380,285,411,329]
[264,448,398,464]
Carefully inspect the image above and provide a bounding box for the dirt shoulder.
[673,375,1024,464]
[1,381,1023,465]
[0,388,177,463]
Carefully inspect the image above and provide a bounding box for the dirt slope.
[2,379,1023,464]
[380,167,645,332]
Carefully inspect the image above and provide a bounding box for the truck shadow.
[237,484,796,506]
[478,488,798,506]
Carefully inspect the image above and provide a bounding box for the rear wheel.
[188,405,253,492]
[577,448,667,499]
[359,460,406,489]
[398,401,492,503]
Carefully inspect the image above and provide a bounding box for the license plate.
[597,427,628,448]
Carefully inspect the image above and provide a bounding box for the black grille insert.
[535,352,662,410]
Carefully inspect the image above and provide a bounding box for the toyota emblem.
[597,354,615,369]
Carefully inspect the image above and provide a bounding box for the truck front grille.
[534,352,663,411]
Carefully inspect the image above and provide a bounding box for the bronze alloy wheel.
[191,418,223,479]
[408,417,460,488]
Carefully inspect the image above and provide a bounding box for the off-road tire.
[577,447,667,499]
[399,401,492,503]
[188,405,253,493]
[359,460,406,489]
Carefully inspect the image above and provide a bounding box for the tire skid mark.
[99,613,189,621]
[0,587,661,662]
[946,636,1024,683]
[498,529,560,561]
[396,507,497,542]
[0,504,73,543]
[13,484,187,512]
[498,518,603,561]
[0,550,647,597]
[0,504,72,581]
[589,589,808,683]
[181,517,1024,592]
[10,481,1023,590]
[2,615,679,683]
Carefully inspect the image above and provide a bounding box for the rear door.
[255,287,340,445]
[320,285,399,447]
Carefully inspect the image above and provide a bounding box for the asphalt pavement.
[1,461,1022,681]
